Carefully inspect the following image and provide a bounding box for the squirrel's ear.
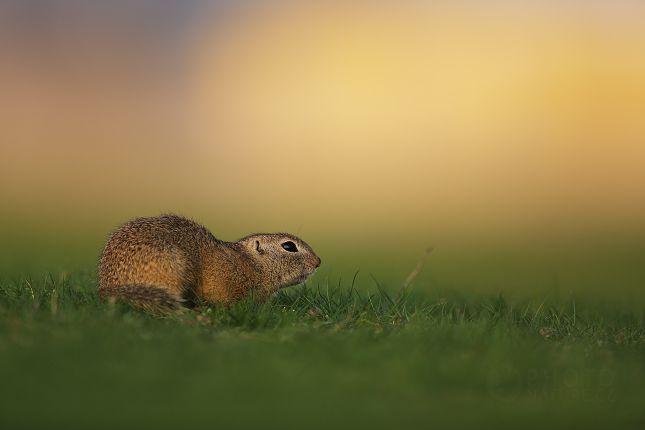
[254,240,265,254]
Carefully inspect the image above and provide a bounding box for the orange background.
[1,1,644,302]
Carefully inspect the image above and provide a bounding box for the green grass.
[1,272,644,430]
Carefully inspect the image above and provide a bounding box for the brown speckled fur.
[98,214,321,314]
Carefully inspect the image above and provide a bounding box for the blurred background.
[1,0,644,303]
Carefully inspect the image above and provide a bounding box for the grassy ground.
[0,272,644,430]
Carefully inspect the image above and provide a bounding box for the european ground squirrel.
[98,214,321,313]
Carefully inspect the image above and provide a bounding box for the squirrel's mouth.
[297,268,317,284]
[297,274,310,284]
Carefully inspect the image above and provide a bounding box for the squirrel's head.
[237,233,321,290]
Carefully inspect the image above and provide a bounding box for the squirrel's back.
[98,214,320,313]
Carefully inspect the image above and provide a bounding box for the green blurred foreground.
[0,274,643,430]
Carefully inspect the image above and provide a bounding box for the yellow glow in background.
[1,1,644,301]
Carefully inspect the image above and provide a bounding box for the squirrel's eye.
[281,241,298,252]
